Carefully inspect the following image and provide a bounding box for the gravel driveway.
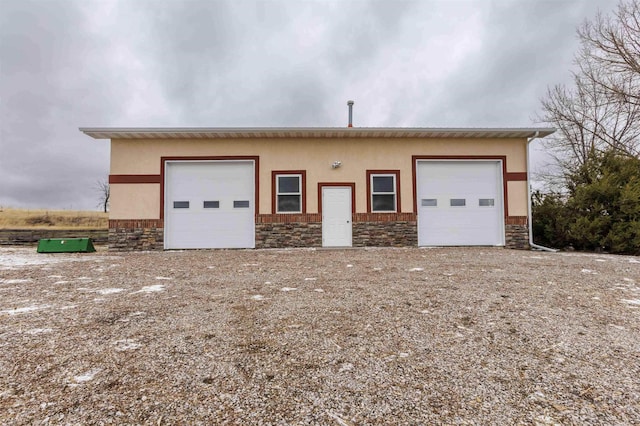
[1,246,639,425]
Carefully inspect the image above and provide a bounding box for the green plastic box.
[37,238,96,253]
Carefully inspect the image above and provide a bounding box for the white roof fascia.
[79,127,556,140]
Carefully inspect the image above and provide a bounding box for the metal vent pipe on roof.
[347,100,354,127]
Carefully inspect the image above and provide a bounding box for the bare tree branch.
[95,179,110,213]
[538,0,640,189]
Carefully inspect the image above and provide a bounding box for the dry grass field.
[0,208,108,230]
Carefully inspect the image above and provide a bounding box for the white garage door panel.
[417,161,504,246]
[165,161,254,249]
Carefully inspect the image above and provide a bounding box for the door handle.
[347,220,350,223]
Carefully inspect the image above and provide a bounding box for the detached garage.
[80,127,554,251]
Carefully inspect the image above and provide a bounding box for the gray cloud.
[0,0,619,209]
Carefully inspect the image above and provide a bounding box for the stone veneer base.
[505,224,530,250]
[109,216,530,251]
[109,220,164,251]
[255,222,322,248]
[352,221,417,247]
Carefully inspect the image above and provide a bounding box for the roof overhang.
[79,127,555,140]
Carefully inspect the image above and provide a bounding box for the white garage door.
[164,161,255,249]
[417,160,504,246]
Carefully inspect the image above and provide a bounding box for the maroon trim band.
[505,172,528,181]
[109,174,161,184]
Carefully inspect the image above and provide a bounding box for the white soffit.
[79,127,555,140]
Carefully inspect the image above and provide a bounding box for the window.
[369,172,399,212]
[421,199,437,207]
[450,199,466,207]
[203,201,220,208]
[173,201,189,209]
[275,173,302,213]
[479,198,495,207]
[234,200,250,208]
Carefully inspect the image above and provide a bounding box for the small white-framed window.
[276,174,302,213]
[371,174,397,212]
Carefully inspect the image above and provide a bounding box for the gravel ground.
[0,246,639,425]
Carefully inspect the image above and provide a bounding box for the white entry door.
[417,160,504,246]
[322,186,352,247]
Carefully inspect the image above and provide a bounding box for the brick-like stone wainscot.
[108,215,531,250]
[505,216,530,250]
[353,221,417,247]
[109,220,164,251]
[255,222,322,248]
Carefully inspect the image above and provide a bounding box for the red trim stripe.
[109,174,161,184]
[506,172,528,181]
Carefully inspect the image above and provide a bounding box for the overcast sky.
[0,0,618,210]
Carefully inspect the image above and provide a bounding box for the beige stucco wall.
[110,137,529,219]
[507,181,528,217]
[110,184,160,219]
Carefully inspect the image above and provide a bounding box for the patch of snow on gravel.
[73,369,101,383]
[251,295,265,301]
[0,248,93,270]
[131,285,165,294]
[26,328,53,335]
[97,288,124,295]
[314,288,324,292]
[0,278,32,284]
[113,339,142,351]
[304,277,317,281]
[628,258,640,263]
[621,299,640,306]
[60,305,77,310]
[1,305,50,315]
[53,281,69,285]
[409,267,424,272]
[281,287,297,292]
[155,276,172,280]
[581,269,598,274]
